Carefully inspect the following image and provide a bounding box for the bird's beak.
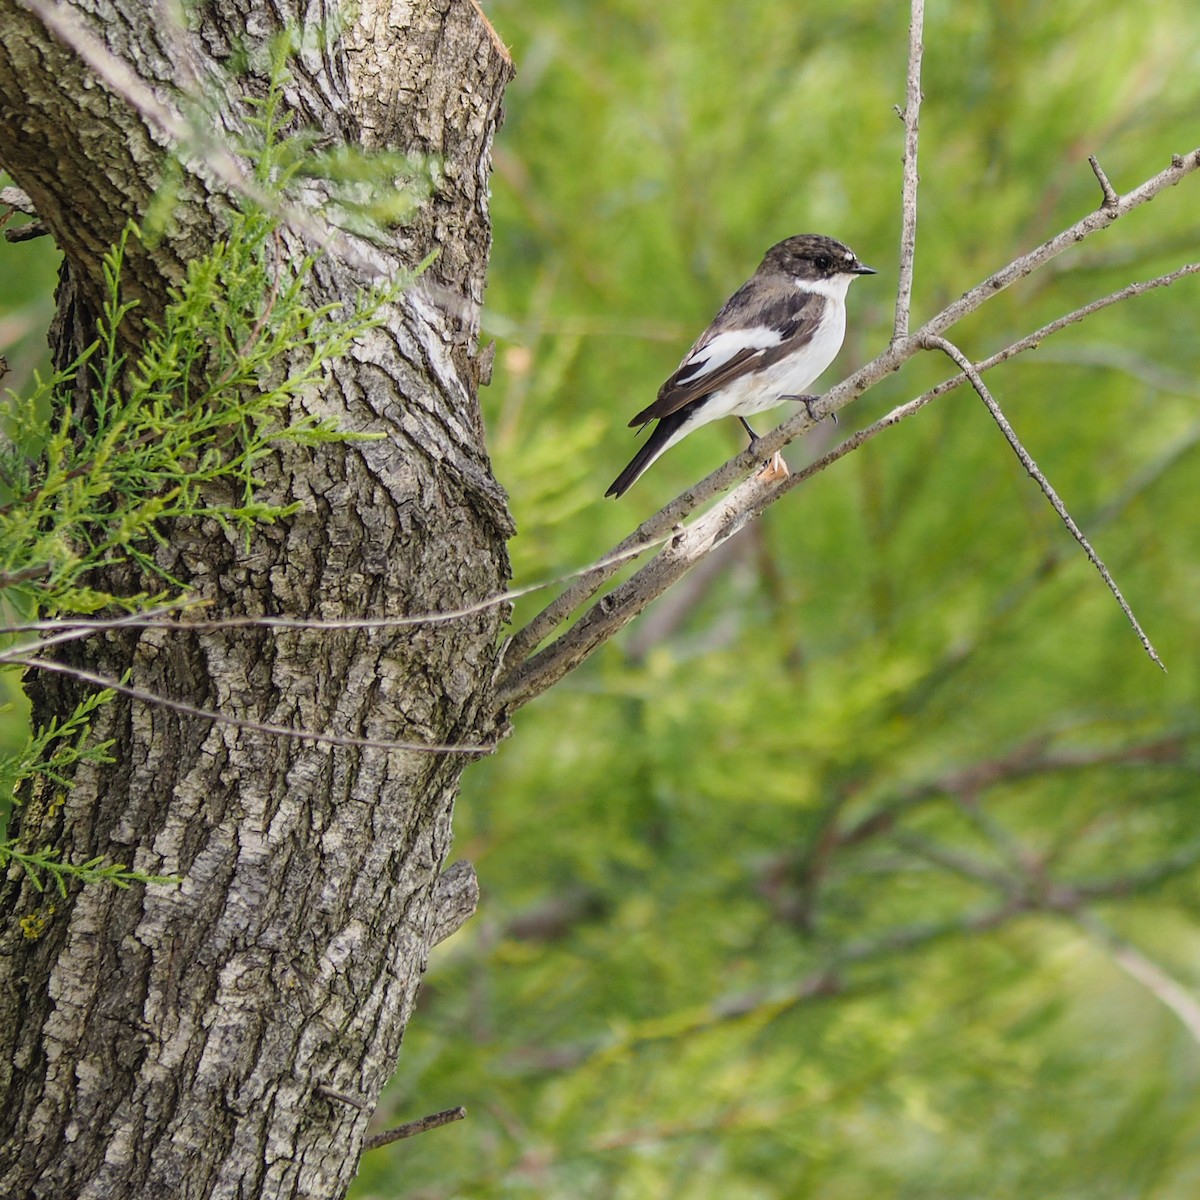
[851,262,878,275]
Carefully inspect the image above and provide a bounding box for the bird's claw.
[784,393,836,425]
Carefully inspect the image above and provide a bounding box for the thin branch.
[893,0,925,340]
[917,261,1200,400]
[517,897,1031,1073]
[891,831,1020,893]
[9,657,494,754]
[0,602,200,664]
[0,564,52,588]
[921,333,1164,670]
[1082,914,1200,1047]
[499,150,1200,699]
[315,1086,368,1112]
[719,261,1200,531]
[0,532,678,658]
[361,1106,467,1152]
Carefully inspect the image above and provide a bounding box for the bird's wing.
[629,285,828,427]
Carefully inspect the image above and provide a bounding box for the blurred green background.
[4,0,1200,1196]
[359,0,1200,1196]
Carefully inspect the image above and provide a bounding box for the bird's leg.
[782,393,837,426]
[738,416,788,483]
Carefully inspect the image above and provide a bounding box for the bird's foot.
[756,450,790,483]
[783,394,837,426]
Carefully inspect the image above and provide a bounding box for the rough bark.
[0,3,513,1198]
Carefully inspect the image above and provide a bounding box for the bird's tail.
[605,417,685,498]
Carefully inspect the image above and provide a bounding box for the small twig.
[837,730,1193,848]
[0,564,52,589]
[316,1086,368,1111]
[922,261,1200,397]
[893,0,925,341]
[362,1106,466,1152]
[921,334,1164,671]
[4,220,48,243]
[9,657,495,754]
[892,832,1019,893]
[0,601,200,666]
[1088,154,1119,210]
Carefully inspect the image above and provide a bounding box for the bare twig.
[362,1106,467,1152]
[0,602,203,665]
[315,1086,368,1112]
[9,657,495,754]
[837,730,1193,848]
[894,0,925,340]
[921,333,1164,670]
[1088,154,1119,210]
[918,261,1200,400]
[0,533,678,659]
[4,220,48,243]
[0,564,52,589]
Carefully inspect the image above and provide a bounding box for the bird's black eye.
[816,255,831,272]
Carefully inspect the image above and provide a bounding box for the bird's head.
[761,233,877,283]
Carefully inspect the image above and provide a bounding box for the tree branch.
[1079,912,1200,1047]
[893,0,924,340]
[1088,154,1119,210]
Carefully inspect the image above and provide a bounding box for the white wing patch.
[675,325,782,384]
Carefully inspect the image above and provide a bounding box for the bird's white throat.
[794,274,855,303]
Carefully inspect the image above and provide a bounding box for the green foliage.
[0,684,115,797]
[3,841,179,902]
[352,0,1200,1197]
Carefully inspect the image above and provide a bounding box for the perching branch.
[497,147,1200,711]
[893,0,924,340]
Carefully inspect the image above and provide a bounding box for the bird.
[605,234,876,498]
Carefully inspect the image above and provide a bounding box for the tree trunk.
[0,3,513,1197]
